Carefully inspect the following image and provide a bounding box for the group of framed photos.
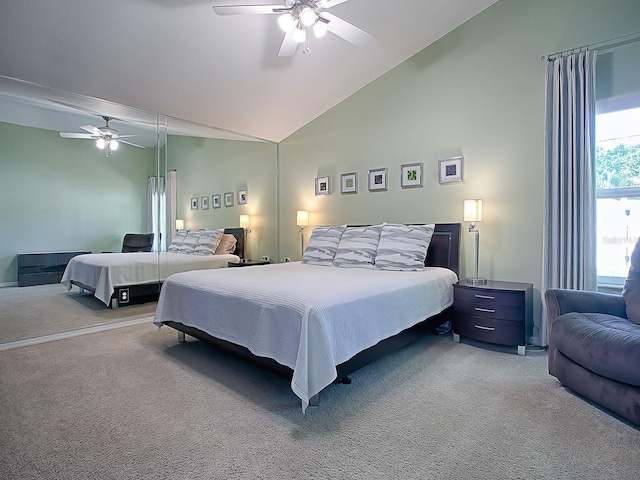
[315,156,464,196]
[191,189,247,210]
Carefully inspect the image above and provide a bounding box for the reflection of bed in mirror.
[61,228,245,308]
[154,223,460,411]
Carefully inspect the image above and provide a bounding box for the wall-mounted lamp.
[175,219,185,231]
[297,210,309,257]
[463,199,487,285]
[239,215,251,261]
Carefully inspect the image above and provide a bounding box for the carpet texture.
[0,323,638,479]
[0,283,156,344]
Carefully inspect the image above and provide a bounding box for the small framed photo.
[401,162,423,189]
[212,194,221,209]
[368,168,388,192]
[191,197,198,210]
[438,156,464,184]
[224,192,234,207]
[238,190,247,205]
[201,195,209,210]
[340,172,358,194]
[315,176,331,196]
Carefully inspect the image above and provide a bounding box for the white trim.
[0,282,18,288]
[0,316,153,352]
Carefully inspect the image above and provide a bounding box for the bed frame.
[163,223,461,407]
[72,227,245,308]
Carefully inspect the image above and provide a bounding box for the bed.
[154,223,460,411]
[61,227,245,308]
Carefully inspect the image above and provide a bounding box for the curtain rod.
[541,29,640,61]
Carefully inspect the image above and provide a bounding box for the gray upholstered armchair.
[545,288,640,426]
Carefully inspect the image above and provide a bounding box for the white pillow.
[373,223,435,271]
[333,225,382,269]
[193,229,224,256]
[168,229,223,255]
[302,225,346,266]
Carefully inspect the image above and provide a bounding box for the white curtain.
[541,51,598,345]
[165,170,177,251]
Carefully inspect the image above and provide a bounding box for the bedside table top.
[228,260,270,267]
[456,279,532,293]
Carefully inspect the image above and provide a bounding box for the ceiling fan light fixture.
[109,139,119,151]
[312,20,327,38]
[96,138,106,149]
[277,12,294,32]
[292,27,306,43]
[299,6,317,27]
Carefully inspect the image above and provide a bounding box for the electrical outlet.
[262,255,269,262]
[284,257,291,263]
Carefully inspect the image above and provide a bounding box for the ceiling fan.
[212,0,373,56]
[59,116,145,156]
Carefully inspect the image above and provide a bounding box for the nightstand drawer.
[453,315,524,346]
[453,302,524,322]
[454,287,523,307]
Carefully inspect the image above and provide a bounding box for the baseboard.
[0,281,18,288]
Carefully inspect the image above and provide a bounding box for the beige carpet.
[0,283,157,344]
[0,322,638,479]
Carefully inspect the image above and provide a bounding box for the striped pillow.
[373,223,435,271]
[302,225,346,265]
[333,225,382,269]
[193,229,224,256]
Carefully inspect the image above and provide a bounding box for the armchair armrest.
[545,289,627,324]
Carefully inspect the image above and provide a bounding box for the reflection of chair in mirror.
[121,233,154,253]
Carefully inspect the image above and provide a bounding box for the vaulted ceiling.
[0,0,497,142]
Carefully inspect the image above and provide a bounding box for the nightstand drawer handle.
[475,307,495,313]
[474,325,495,331]
[475,294,495,300]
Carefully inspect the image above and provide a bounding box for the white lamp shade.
[109,139,119,151]
[299,6,317,26]
[296,210,309,227]
[277,13,294,32]
[239,214,250,229]
[313,21,327,38]
[463,199,483,222]
[96,138,106,149]
[175,219,184,230]
[292,27,306,43]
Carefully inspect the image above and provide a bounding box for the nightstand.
[452,280,533,356]
[227,260,270,267]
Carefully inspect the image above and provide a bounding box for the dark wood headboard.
[223,227,245,259]
[426,223,460,277]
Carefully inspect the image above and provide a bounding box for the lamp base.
[465,277,488,286]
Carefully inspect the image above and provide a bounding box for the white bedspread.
[61,252,239,306]
[153,262,457,411]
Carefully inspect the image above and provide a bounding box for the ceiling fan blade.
[118,139,146,148]
[80,124,101,135]
[278,29,299,57]
[320,12,373,46]
[317,0,350,8]
[112,134,139,139]
[59,132,95,139]
[213,4,284,16]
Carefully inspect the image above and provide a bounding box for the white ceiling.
[0,0,497,143]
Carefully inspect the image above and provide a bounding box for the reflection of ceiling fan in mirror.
[212,0,373,56]
[59,116,146,156]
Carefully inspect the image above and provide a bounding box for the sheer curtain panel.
[542,51,597,345]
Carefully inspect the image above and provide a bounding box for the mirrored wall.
[0,75,277,344]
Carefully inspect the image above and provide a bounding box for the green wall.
[167,135,278,261]
[277,0,640,345]
[0,121,154,285]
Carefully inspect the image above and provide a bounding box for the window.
[596,98,640,287]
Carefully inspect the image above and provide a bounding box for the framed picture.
[201,195,209,210]
[340,172,358,194]
[238,190,247,205]
[212,194,221,209]
[401,162,423,189]
[368,167,388,192]
[190,197,198,210]
[224,192,234,207]
[438,156,464,184]
[315,176,330,196]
